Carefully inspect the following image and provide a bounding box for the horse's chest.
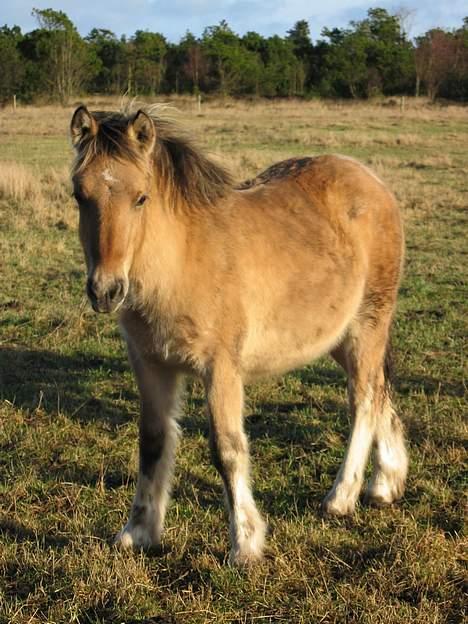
[121,309,209,371]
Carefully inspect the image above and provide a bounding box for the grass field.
[0,97,466,623]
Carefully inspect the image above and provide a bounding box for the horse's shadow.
[0,346,134,427]
[0,517,69,549]
[0,345,460,531]
[0,344,349,437]
[0,346,346,517]
[4,343,456,432]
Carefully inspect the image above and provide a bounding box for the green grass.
[0,136,69,168]
[0,99,466,623]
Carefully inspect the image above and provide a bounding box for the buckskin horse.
[70,104,407,565]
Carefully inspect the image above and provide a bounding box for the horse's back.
[237,153,403,303]
[239,154,399,227]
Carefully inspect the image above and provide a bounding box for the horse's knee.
[210,429,247,479]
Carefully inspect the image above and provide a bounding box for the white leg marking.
[116,419,180,549]
[323,385,375,516]
[206,365,266,564]
[366,398,408,505]
[229,473,266,566]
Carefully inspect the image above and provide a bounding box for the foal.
[70,105,408,565]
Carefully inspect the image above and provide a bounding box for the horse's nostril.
[108,280,125,302]
[87,277,126,311]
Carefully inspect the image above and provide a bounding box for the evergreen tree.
[131,30,167,95]
[202,21,261,96]
[86,29,126,94]
[320,8,414,98]
[0,26,25,102]
[286,20,313,94]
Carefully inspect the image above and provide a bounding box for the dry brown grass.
[0,161,75,231]
[0,162,43,204]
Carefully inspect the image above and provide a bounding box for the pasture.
[0,97,466,623]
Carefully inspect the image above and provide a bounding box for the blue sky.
[3,1,467,41]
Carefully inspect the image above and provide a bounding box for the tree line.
[1,7,467,104]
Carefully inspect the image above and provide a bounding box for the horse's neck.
[131,201,189,309]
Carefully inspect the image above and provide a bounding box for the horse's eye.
[135,194,148,207]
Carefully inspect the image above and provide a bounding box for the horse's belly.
[241,324,343,380]
[240,285,363,380]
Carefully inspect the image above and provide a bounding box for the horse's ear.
[71,106,97,147]
[128,110,155,154]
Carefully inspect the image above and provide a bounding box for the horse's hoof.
[114,523,160,551]
[321,493,356,517]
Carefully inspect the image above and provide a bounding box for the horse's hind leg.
[204,358,266,565]
[116,348,183,549]
[365,382,407,506]
[324,314,407,515]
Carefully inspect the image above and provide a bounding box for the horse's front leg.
[116,349,183,549]
[204,359,266,565]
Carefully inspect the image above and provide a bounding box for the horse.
[70,104,408,565]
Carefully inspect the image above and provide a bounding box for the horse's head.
[70,106,155,313]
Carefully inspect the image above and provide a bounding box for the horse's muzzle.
[86,277,127,313]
